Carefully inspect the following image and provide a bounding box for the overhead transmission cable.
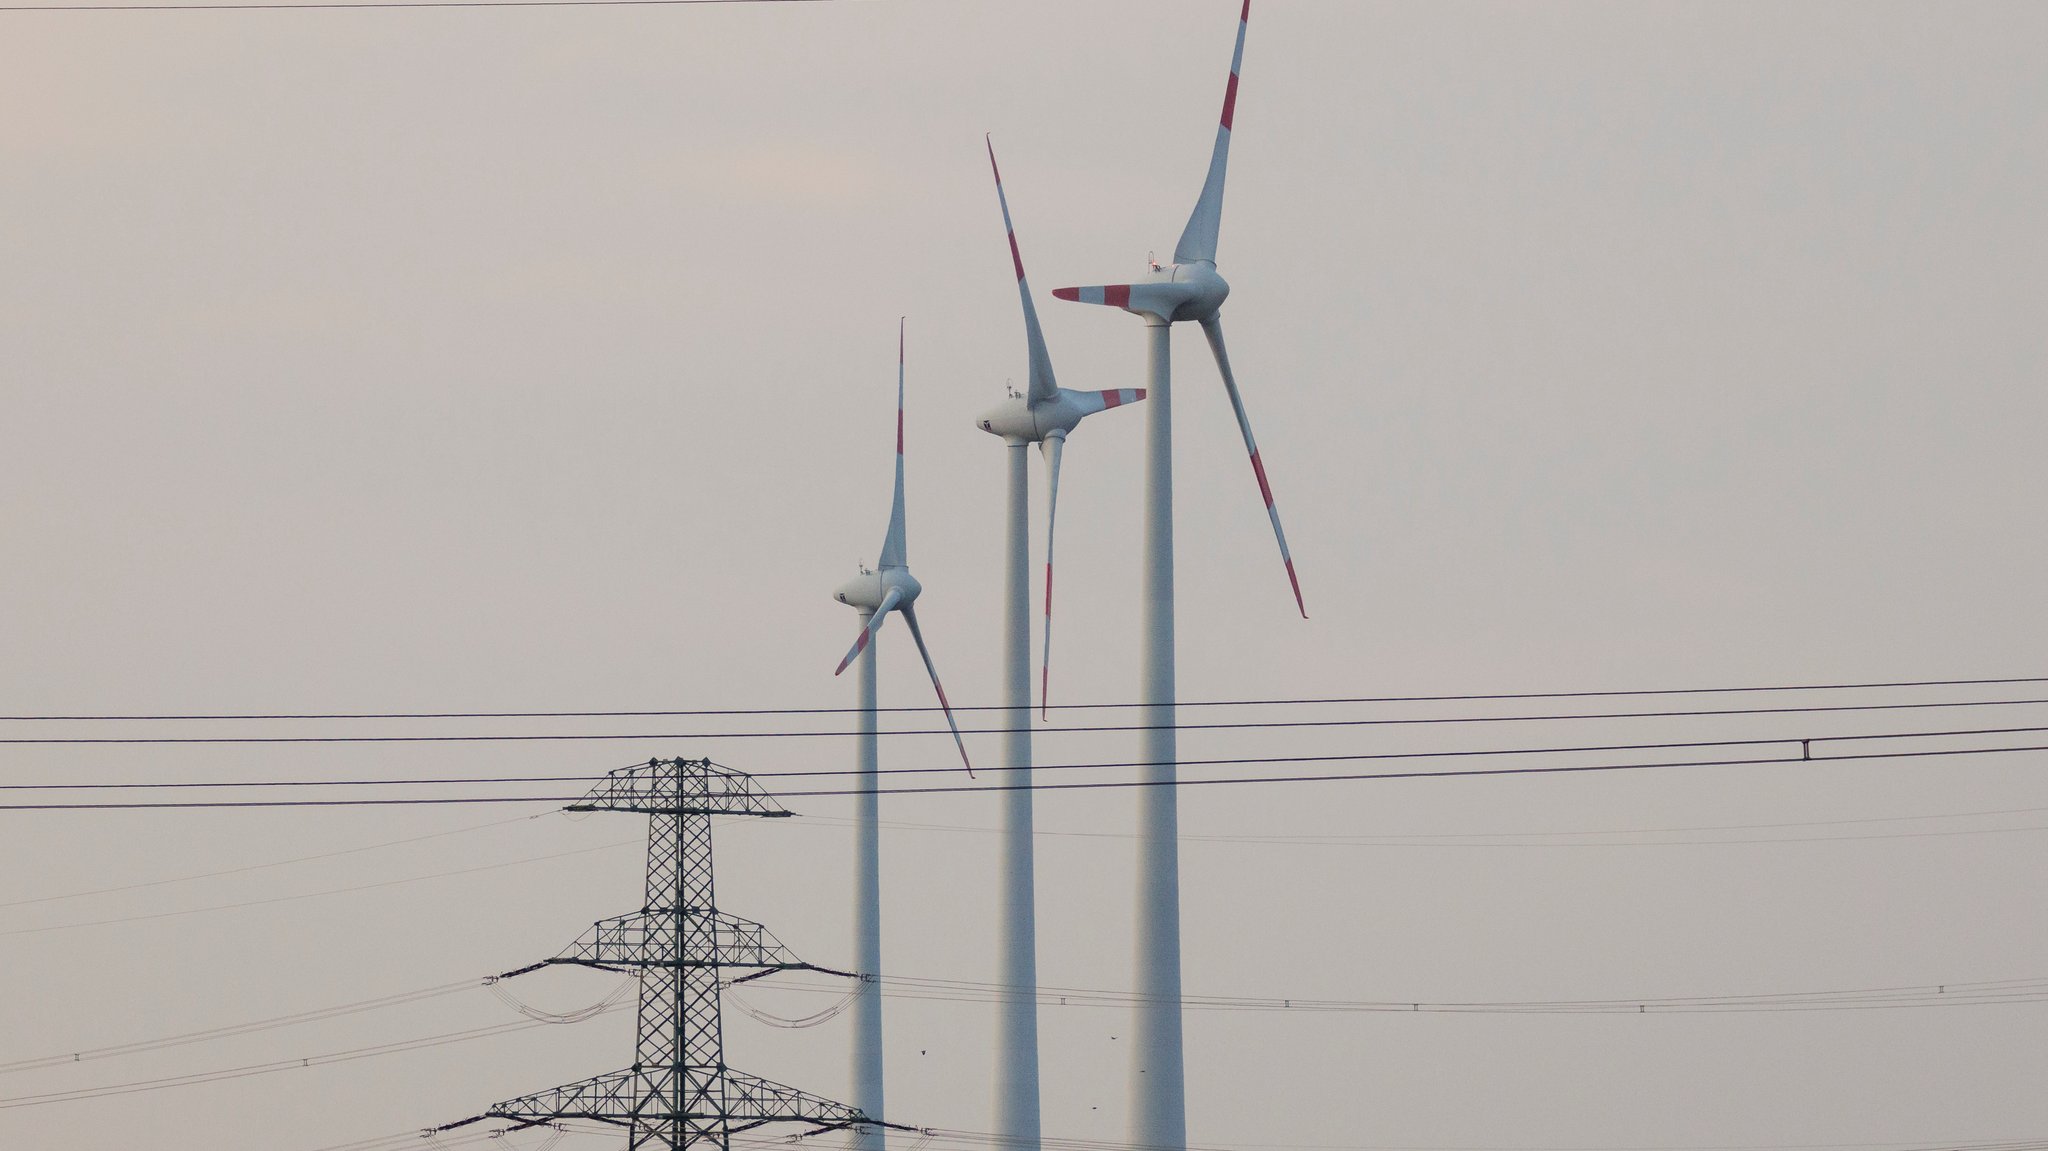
[307,1128,2048,1151]
[5,673,2041,721]
[0,837,640,936]
[5,693,2048,745]
[0,811,541,909]
[8,965,2042,1096]
[0,1008,629,1111]
[12,722,2048,794]
[0,0,833,12]
[0,977,484,1073]
[5,735,2048,810]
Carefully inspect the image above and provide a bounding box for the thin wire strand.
[5,674,2040,721]
[0,0,828,11]
[13,965,2045,1092]
[4,695,2048,745]
[4,738,2045,809]
[801,807,2048,849]
[0,812,542,908]
[0,978,485,1074]
[11,721,2047,793]
[0,1005,626,1110]
[0,838,639,935]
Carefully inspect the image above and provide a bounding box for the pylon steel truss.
[437,758,883,1151]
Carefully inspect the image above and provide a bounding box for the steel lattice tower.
[438,758,885,1151]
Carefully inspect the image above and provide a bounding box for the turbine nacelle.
[1052,260,1230,324]
[833,566,922,614]
[975,387,1147,444]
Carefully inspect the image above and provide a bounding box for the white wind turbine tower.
[1050,4,1304,1150]
[974,136,1146,1151]
[831,320,973,1151]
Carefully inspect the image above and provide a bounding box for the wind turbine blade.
[834,587,904,676]
[1037,433,1066,720]
[900,603,973,776]
[1201,316,1306,618]
[1174,0,1249,266]
[1066,388,1147,417]
[1052,284,1135,309]
[877,319,909,569]
[987,137,1059,406]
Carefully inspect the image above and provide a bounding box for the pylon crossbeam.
[571,758,794,819]
[489,1066,864,1132]
[548,909,817,972]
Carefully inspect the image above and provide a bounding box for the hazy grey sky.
[3,2,2046,1149]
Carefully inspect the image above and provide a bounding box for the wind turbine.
[831,320,972,1151]
[974,136,1145,1151]
[1050,5,1303,1150]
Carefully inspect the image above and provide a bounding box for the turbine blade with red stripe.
[833,587,904,676]
[1200,316,1305,618]
[901,603,973,776]
[1174,0,1250,266]
[1037,432,1066,720]
[1052,284,1136,309]
[1067,387,1147,416]
[987,137,1059,406]
[877,318,909,569]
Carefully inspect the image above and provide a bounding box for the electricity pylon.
[437,757,896,1151]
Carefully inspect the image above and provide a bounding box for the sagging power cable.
[6,693,2048,746]
[6,673,2041,722]
[6,735,2048,810]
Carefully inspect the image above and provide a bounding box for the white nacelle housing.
[978,387,1143,444]
[833,567,921,613]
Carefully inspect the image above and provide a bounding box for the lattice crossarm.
[719,1069,869,1128]
[704,910,810,969]
[483,1067,642,1124]
[568,758,796,818]
[546,911,672,968]
[533,909,826,972]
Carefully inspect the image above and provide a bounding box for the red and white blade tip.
[1247,448,1307,618]
[1052,285,1132,308]
[834,624,873,676]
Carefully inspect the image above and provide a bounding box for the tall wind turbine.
[1050,5,1303,1151]
[974,136,1145,1151]
[831,320,973,1151]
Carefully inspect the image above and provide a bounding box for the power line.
[307,1121,2048,1151]
[2,738,2045,810]
[12,964,2043,1090]
[760,740,2048,799]
[16,796,2046,929]
[7,674,2040,721]
[0,1007,626,1110]
[836,972,2048,1015]
[911,1132,2048,1151]
[868,801,2048,840]
[0,838,639,935]
[11,722,2048,792]
[4,695,2047,746]
[12,795,2047,934]
[0,812,541,909]
[822,806,2048,849]
[0,978,484,1074]
[6,974,2041,1116]
[0,0,829,11]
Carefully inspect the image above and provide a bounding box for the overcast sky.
[3,1,2046,1149]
